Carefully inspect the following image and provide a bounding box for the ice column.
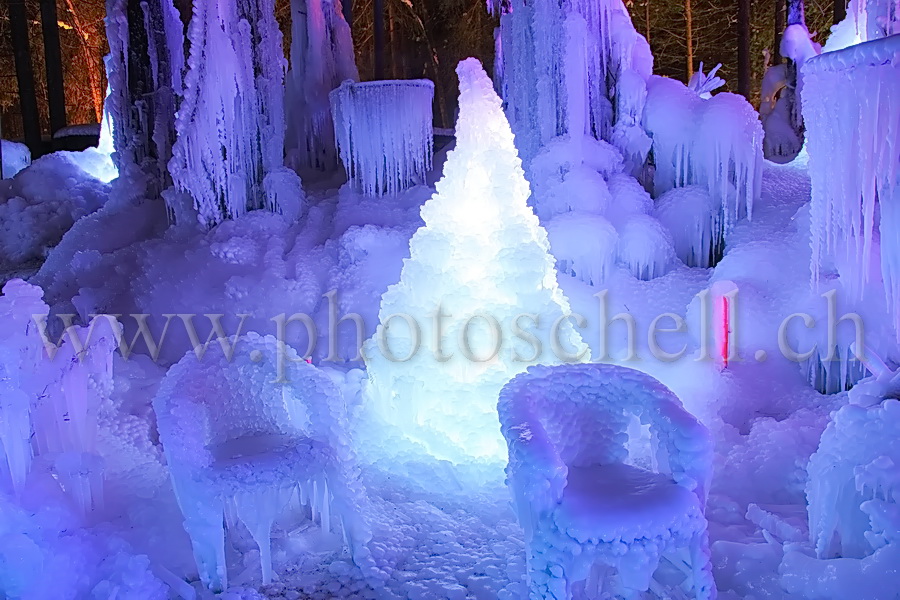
[285,0,359,171]
[330,79,434,196]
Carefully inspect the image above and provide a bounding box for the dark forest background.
[0,0,836,140]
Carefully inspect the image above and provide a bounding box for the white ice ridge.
[285,0,359,171]
[644,75,763,234]
[363,59,589,463]
[330,79,434,196]
[802,34,900,338]
[170,0,305,227]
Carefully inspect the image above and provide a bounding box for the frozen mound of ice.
[614,213,675,280]
[806,363,900,561]
[644,75,763,235]
[363,59,589,464]
[803,34,900,340]
[330,79,434,197]
[655,185,723,268]
[1,140,30,179]
[604,171,652,226]
[0,153,110,268]
[498,363,715,599]
[170,0,304,227]
[546,212,618,286]
[154,332,376,590]
[285,0,358,172]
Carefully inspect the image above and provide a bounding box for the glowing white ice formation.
[363,59,589,463]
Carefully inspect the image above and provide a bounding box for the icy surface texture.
[655,185,722,268]
[0,280,116,515]
[645,75,763,235]
[1,140,30,179]
[169,0,305,227]
[153,332,376,590]
[498,364,715,599]
[104,0,183,190]
[0,153,110,269]
[806,360,900,560]
[803,34,900,339]
[528,134,673,282]
[363,59,588,463]
[496,0,652,164]
[330,79,434,196]
[285,0,358,171]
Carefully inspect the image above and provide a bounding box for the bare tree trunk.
[737,0,751,99]
[644,0,651,43]
[39,0,68,138]
[374,0,385,78]
[833,0,846,24]
[63,0,104,121]
[685,0,693,78]
[343,0,352,34]
[6,0,42,152]
[774,0,785,63]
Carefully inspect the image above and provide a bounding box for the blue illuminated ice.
[498,364,715,599]
[153,333,376,591]
[362,58,589,463]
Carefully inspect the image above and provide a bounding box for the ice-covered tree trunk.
[285,0,358,172]
[105,0,184,193]
[495,0,652,166]
[363,59,588,463]
[170,0,305,227]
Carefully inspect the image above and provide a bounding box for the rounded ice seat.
[556,463,702,544]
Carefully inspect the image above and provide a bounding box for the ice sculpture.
[546,212,618,286]
[494,0,652,163]
[363,59,589,463]
[285,0,358,171]
[330,79,434,196]
[498,364,715,599]
[803,35,900,339]
[806,357,900,560]
[0,280,47,495]
[153,333,375,591]
[644,75,763,235]
[170,0,305,227]
[105,0,183,191]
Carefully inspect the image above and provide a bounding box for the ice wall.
[363,59,589,462]
[170,0,305,227]
[330,79,434,196]
[803,34,900,338]
[285,0,358,171]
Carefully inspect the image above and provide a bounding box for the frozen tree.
[169,0,305,227]
[104,0,184,192]
[284,0,358,172]
[494,0,652,164]
[363,59,589,463]
[330,79,434,196]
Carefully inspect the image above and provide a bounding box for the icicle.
[320,477,330,533]
[330,79,434,196]
[804,35,900,340]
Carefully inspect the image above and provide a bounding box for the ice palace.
[1,0,900,597]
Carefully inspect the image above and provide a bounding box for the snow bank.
[1,140,30,179]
